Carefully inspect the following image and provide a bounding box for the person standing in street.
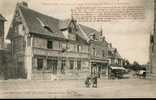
[92,75,98,88]
[85,75,91,88]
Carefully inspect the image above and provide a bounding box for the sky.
[0,0,154,64]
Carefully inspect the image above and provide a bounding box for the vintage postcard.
[0,0,156,98]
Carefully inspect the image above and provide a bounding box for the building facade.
[0,14,6,48]
[6,1,123,80]
[0,14,10,80]
[148,0,156,80]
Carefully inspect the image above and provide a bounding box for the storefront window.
[51,60,58,74]
[47,59,52,70]
[37,58,43,70]
[61,60,66,74]
[69,60,74,70]
[77,60,81,70]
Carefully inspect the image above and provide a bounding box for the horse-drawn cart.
[133,70,146,79]
[109,66,127,79]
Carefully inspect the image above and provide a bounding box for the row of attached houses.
[3,1,124,80]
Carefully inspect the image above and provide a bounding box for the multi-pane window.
[52,60,58,74]
[47,40,53,49]
[69,60,74,70]
[37,58,43,70]
[47,59,58,74]
[77,60,81,70]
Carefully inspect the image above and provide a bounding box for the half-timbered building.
[7,1,123,80]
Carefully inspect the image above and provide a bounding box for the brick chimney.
[0,14,6,48]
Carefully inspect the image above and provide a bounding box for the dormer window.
[89,33,96,40]
[68,22,78,33]
[93,34,96,40]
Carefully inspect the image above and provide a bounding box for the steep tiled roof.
[91,40,108,47]
[7,5,111,46]
[59,19,71,30]
[7,4,123,60]
[19,6,66,39]
[79,24,99,37]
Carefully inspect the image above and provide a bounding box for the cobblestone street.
[0,79,156,98]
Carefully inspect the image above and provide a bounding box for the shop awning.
[91,59,109,63]
[110,66,126,70]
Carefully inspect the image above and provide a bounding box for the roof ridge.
[79,24,98,32]
[77,24,90,42]
[18,5,60,21]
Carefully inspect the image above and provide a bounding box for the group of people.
[85,74,98,88]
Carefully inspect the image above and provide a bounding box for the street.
[0,78,156,98]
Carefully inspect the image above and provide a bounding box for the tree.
[123,59,130,68]
[132,61,140,71]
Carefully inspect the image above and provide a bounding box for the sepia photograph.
[0,0,156,98]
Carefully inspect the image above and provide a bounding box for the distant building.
[6,1,123,80]
[148,0,156,80]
